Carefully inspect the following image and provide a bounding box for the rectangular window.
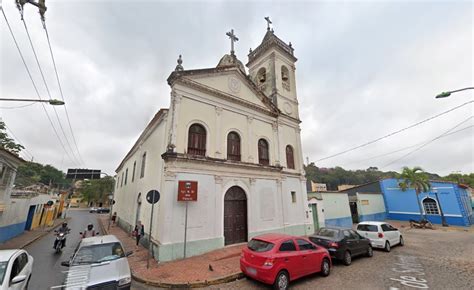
[140,153,146,178]
[121,172,124,187]
[291,191,296,203]
[124,168,128,185]
[116,177,119,189]
[132,161,136,182]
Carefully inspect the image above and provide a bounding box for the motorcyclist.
[81,223,97,238]
[53,222,70,249]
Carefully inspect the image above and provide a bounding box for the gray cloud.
[1,0,472,176]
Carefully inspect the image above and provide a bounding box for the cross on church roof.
[264,16,272,31]
[226,29,239,56]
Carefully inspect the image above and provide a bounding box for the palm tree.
[398,166,430,221]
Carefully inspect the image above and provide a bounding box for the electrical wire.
[0,102,37,109]
[315,100,473,163]
[1,7,77,166]
[382,116,473,168]
[19,15,81,165]
[43,23,84,165]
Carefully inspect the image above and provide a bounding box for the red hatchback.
[240,234,331,290]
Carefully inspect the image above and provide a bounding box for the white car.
[356,221,404,252]
[60,235,132,289]
[0,249,34,290]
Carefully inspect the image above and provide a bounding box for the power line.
[43,22,84,165]
[315,100,473,163]
[346,124,473,166]
[1,7,77,166]
[0,102,37,109]
[382,116,473,168]
[19,14,81,165]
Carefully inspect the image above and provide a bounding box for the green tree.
[15,162,67,188]
[398,166,431,221]
[0,120,24,154]
[79,176,115,205]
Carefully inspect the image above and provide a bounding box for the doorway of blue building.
[350,201,359,223]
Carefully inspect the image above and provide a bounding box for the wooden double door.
[224,186,248,245]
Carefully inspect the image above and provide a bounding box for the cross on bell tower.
[226,29,239,56]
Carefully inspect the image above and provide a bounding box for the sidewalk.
[97,215,244,288]
[386,220,474,233]
[0,218,68,250]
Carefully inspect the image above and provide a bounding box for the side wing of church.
[114,25,313,261]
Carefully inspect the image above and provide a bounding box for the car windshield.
[72,242,125,265]
[316,228,339,238]
[0,262,7,285]
[247,239,274,252]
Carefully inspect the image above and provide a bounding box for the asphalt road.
[133,228,474,290]
[25,209,103,290]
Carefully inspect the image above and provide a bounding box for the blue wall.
[0,222,26,243]
[380,179,472,227]
[325,216,353,228]
[359,212,386,222]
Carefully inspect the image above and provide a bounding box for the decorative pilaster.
[215,107,223,158]
[272,121,280,166]
[247,116,254,162]
[295,126,304,172]
[167,91,181,153]
[276,178,286,230]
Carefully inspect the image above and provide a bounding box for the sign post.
[146,190,160,269]
[177,181,198,258]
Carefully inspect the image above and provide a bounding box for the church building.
[114,21,313,261]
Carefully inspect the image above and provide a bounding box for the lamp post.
[432,188,449,227]
[0,98,65,105]
[435,87,473,98]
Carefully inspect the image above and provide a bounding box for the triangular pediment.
[176,68,278,114]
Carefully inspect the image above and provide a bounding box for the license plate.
[247,267,257,276]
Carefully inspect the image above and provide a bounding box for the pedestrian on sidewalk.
[111,212,117,225]
[134,221,144,249]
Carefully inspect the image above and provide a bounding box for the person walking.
[134,221,144,249]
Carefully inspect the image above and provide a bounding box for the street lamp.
[0,98,65,105]
[435,87,473,98]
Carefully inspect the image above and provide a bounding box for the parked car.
[0,249,34,290]
[89,207,98,213]
[309,227,373,266]
[240,233,331,290]
[97,207,111,214]
[356,221,404,252]
[60,235,132,289]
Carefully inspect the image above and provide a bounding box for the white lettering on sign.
[389,255,429,289]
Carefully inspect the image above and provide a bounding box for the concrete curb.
[131,272,245,288]
[97,216,246,288]
[20,218,70,249]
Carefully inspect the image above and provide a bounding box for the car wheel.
[273,271,289,290]
[367,246,373,257]
[343,250,352,266]
[399,236,404,246]
[385,241,391,252]
[321,258,330,277]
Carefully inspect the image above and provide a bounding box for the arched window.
[258,139,269,165]
[227,132,241,161]
[257,67,266,84]
[188,124,206,156]
[281,65,290,90]
[286,145,295,169]
[423,198,439,215]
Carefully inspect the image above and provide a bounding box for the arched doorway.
[135,193,142,226]
[224,186,248,245]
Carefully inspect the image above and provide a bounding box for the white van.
[356,221,404,252]
[60,235,132,289]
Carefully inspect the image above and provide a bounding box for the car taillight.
[263,258,275,267]
[329,242,339,248]
[378,233,384,238]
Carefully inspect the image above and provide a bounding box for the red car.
[240,234,331,290]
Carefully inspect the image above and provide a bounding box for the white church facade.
[114,23,313,261]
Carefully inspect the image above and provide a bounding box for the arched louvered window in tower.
[227,132,241,161]
[258,139,270,166]
[286,145,295,169]
[188,124,207,156]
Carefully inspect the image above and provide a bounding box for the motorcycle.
[54,230,69,253]
[409,219,433,229]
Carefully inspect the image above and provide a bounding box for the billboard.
[66,169,101,180]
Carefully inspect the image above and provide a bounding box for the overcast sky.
[1,0,472,177]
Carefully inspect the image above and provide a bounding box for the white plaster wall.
[321,193,351,220]
[0,198,30,227]
[356,193,386,215]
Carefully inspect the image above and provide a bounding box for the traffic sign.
[178,181,198,201]
[146,190,160,204]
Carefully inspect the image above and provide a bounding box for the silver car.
[60,235,132,289]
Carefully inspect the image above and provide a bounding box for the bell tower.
[247,18,299,120]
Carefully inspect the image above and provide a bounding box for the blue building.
[380,179,473,227]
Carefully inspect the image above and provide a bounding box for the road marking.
[389,255,429,289]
